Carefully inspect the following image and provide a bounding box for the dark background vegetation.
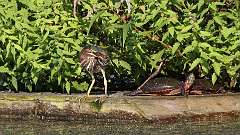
[0,0,239,93]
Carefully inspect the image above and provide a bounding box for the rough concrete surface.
[0,92,240,121]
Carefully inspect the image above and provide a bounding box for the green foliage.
[0,0,239,93]
[0,0,84,93]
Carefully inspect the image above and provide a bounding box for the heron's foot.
[104,92,109,97]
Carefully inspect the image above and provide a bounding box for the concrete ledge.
[0,92,240,121]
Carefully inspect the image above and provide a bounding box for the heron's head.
[184,73,195,90]
[90,46,109,67]
[96,51,109,67]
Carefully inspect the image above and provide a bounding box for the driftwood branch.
[137,60,165,90]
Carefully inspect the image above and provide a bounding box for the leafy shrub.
[0,0,85,93]
[0,0,239,93]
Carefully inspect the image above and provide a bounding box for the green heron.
[79,46,109,96]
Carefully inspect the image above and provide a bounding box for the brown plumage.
[79,46,109,96]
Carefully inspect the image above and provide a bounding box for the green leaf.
[6,42,11,58]
[155,18,167,28]
[200,8,209,18]
[181,25,192,33]
[209,52,224,60]
[199,31,211,37]
[209,3,217,11]
[172,42,180,55]
[169,27,175,36]
[112,59,131,71]
[162,32,169,41]
[107,24,124,29]
[122,23,129,48]
[50,68,57,80]
[200,51,210,59]
[64,38,76,44]
[64,58,75,64]
[22,35,27,50]
[26,84,32,92]
[176,33,184,42]
[87,10,105,35]
[199,42,212,49]
[75,66,82,76]
[212,62,221,76]
[182,45,194,54]
[176,33,191,42]
[228,40,240,51]
[12,76,18,91]
[119,60,131,71]
[72,81,88,91]
[198,0,205,11]
[33,76,38,84]
[150,49,164,68]
[200,60,210,74]
[65,81,71,94]
[189,58,201,71]
[211,73,217,85]
[0,66,9,73]
[221,26,236,39]
[136,42,145,53]
[58,75,62,85]
[79,81,89,91]
[42,30,49,42]
[8,36,18,41]
[3,28,15,34]
[213,16,224,25]
[14,44,23,51]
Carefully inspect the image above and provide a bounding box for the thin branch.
[137,60,165,90]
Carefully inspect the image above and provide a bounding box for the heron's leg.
[87,72,95,96]
[100,68,108,96]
